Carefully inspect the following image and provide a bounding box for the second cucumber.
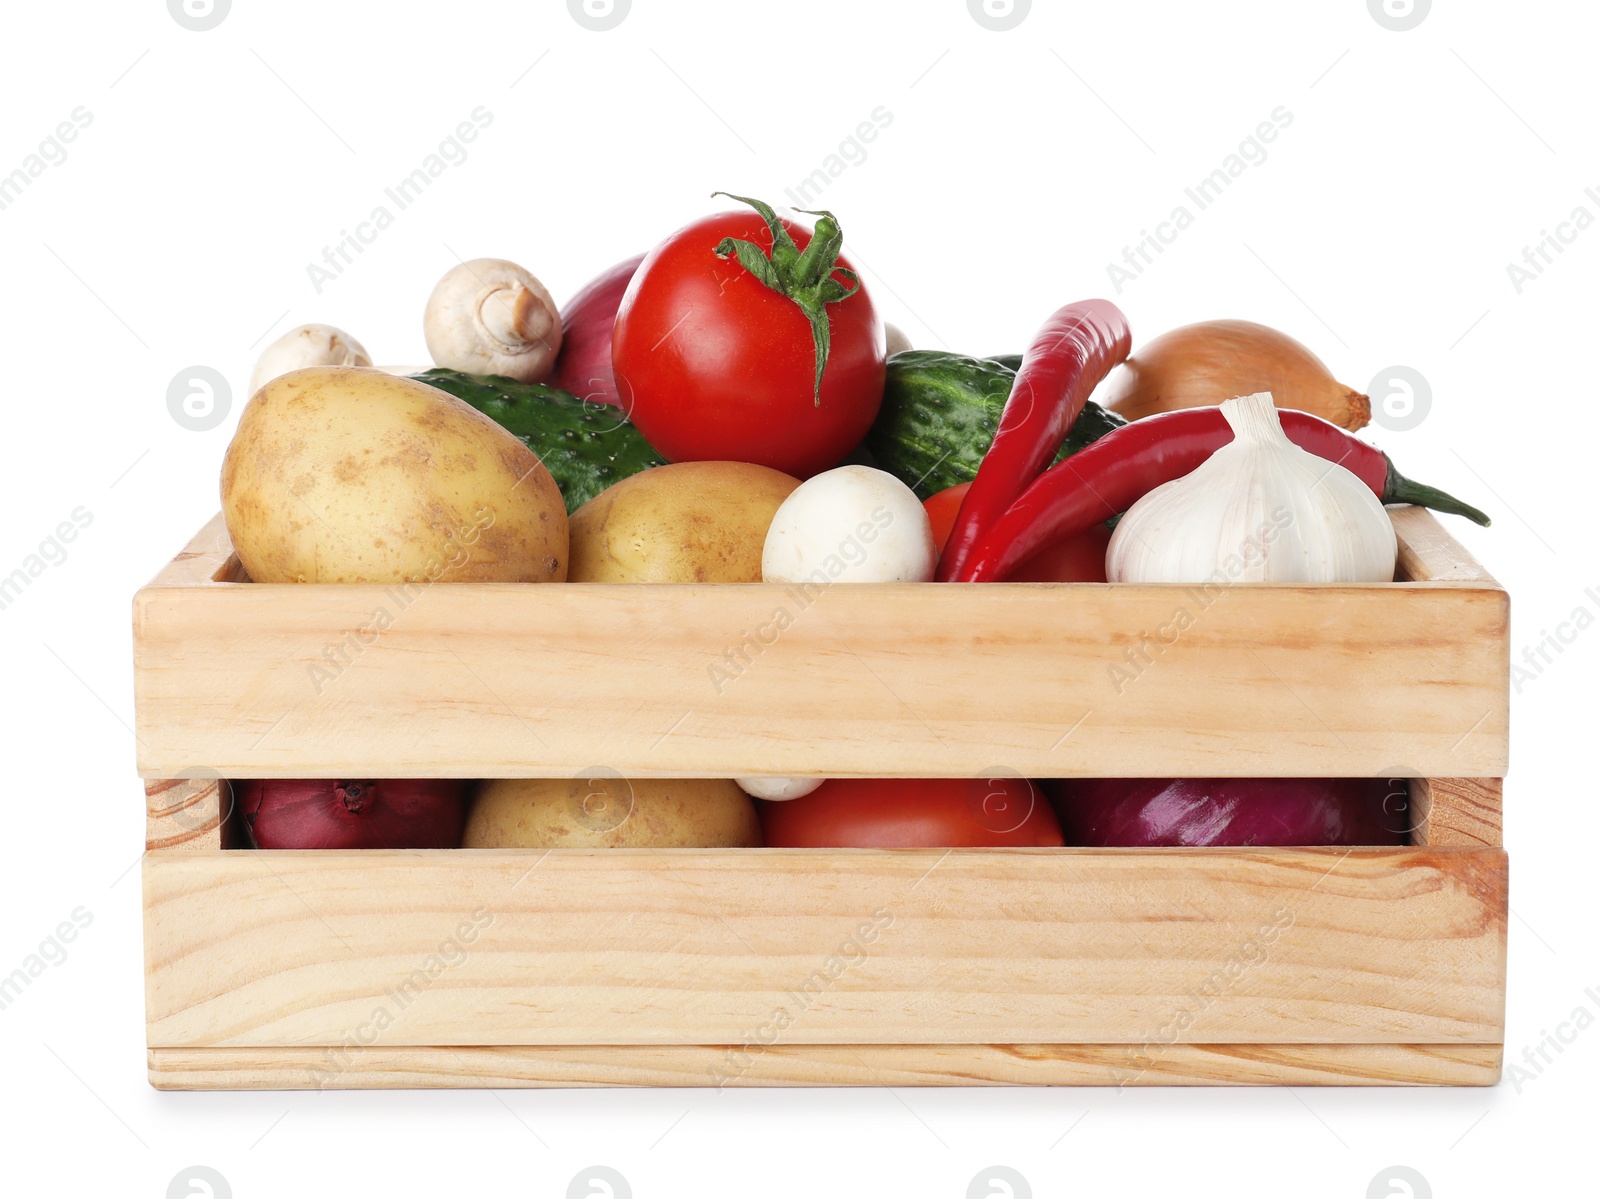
[866,351,1128,499]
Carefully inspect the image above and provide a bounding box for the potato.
[462,777,760,849]
[568,460,800,583]
[221,367,567,583]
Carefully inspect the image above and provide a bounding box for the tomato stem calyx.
[710,192,860,406]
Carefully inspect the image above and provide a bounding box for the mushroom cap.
[736,776,825,802]
[761,465,937,585]
[249,323,372,395]
[423,258,562,383]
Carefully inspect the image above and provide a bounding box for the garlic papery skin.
[1106,391,1397,584]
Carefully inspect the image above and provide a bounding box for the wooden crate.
[135,507,1509,1089]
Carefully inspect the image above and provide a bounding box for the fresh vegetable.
[1100,319,1371,431]
[869,351,1128,499]
[412,367,666,513]
[1107,392,1397,584]
[761,465,936,584]
[759,777,1065,848]
[1014,524,1112,583]
[938,301,1132,582]
[240,779,469,849]
[249,323,370,395]
[927,482,1109,581]
[612,194,884,477]
[423,258,561,383]
[883,323,912,357]
[959,405,1490,582]
[547,252,644,410]
[736,776,824,802]
[222,367,568,583]
[568,460,800,583]
[923,481,969,553]
[462,777,760,848]
[1050,777,1405,847]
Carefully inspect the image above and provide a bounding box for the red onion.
[238,779,469,849]
[1049,778,1407,847]
[547,253,644,410]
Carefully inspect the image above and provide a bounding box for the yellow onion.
[1098,319,1370,431]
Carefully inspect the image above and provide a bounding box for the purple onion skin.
[547,253,645,409]
[239,779,469,850]
[1049,778,1408,848]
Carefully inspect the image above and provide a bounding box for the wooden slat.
[148,1041,1502,1089]
[1391,507,1499,585]
[1415,778,1503,847]
[143,513,238,587]
[133,519,1509,780]
[143,846,1507,1050]
[145,778,227,851]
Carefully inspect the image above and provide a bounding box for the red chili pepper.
[959,406,1491,582]
[936,300,1132,582]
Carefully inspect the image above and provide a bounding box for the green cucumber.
[410,368,666,513]
[866,350,1128,499]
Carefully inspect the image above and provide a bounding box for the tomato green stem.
[710,192,860,406]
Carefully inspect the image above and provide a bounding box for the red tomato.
[923,481,970,553]
[1012,522,1111,583]
[924,482,1110,582]
[760,777,1064,848]
[611,204,885,477]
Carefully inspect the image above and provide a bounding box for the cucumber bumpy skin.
[866,351,1129,500]
[410,368,666,513]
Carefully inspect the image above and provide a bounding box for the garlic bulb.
[1106,391,1397,584]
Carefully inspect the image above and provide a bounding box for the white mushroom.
[423,258,562,382]
[736,776,825,802]
[249,323,371,395]
[762,465,937,585]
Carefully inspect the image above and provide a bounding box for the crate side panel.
[144,847,1508,1049]
[134,581,1509,779]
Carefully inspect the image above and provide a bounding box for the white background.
[1,0,1594,1195]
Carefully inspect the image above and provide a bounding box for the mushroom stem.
[424,258,562,383]
[480,286,550,353]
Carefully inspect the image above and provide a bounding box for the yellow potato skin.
[462,777,761,849]
[221,367,567,583]
[567,461,800,583]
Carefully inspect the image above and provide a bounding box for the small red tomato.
[923,481,971,554]
[612,195,885,477]
[924,481,1110,581]
[760,777,1064,848]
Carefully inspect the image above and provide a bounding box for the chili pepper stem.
[1381,453,1491,527]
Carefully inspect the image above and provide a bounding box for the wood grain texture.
[143,513,238,587]
[1391,507,1499,585]
[144,846,1507,1050]
[144,778,226,851]
[148,1041,1502,1089]
[1415,778,1503,848]
[133,515,1510,780]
